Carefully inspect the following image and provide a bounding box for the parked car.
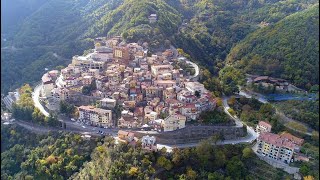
[71,118,75,121]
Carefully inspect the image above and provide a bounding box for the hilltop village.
[40,36,216,132]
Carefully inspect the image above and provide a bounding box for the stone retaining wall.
[134,125,246,144]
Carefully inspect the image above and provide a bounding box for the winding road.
[33,84,49,117]
[170,45,200,79]
[238,89,314,136]
[27,57,257,151]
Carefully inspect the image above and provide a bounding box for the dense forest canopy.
[227,4,319,89]
[1,125,100,179]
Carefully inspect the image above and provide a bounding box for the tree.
[156,156,172,170]
[186,166,197,180]
[60,101,76,117]
[82,86,91,95]
[227,108,236,116]
[46,113,59,127]
[219,66,245,95]
[196,140,213,167]
[216,98,223,107]
[32,108,45,123]
[311,131,319,141]
[226,156,246,179]
[259,103,275,118]
[287,122,307,134]
[208,172,224,180]
[304,175,315,180]
[300,163,310,176]
[122,32,129,39]
[55,65,65,71]
[209,134,220,145]
[128,167,139,177]
[194,91,200,98]
[242,104,252,112]
[214,150,226,168]
[242,147,253,159]
[228,96,236,105]
[164,40,171,48]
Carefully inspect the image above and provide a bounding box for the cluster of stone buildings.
[39,37,216,130]
[247,75,305,93]
[255,121,307,164]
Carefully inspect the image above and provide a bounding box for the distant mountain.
[227,4,319,89]
[1,0,48,44]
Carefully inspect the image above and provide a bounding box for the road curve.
[185,60,199,79]
[156,95,259,152]
[239,89,314,136]
[33,84,50,117]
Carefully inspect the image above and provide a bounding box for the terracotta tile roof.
[258,132,295,149]
[280,132,304,146]
[258,121,272,129]
[184,103,196,108]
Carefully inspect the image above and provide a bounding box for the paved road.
[185,60,199,79]
[222,96,242,127]
[239,89,314,136]
[238,90,268,103]
[31,64,257,151]
[32,84,119,136]
[5,119,118,137]
[32,84,50,117]
[170,45,200,79]
[155,95,259,151]
[32,83,257,151]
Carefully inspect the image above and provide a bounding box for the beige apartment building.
[256,121,272,134]
[162,114,186,132]
[257,132,296,164]
[79,106,113,127]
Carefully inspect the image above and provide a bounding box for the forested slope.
[227,4,319,89]
[1,0,318,93]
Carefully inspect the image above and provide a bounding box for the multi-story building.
[78,106,113,127]
[113,46,130,60]
[145,111,158,121]
[180,103,198,121]
[184,81,207,94]
[257,132,296,164]
[88,68,100,77]
[151,65,173,76]
[154,80,176,88]
[141,135,157,151]
[100,98,117,109]
[256,121,272,134]
[118,116,140,128]
[41,73,55,97]
[148,14,157,23]
[3,90,20,110]
[51,87,70,101]
[72,55,106,70]
[162,114,186,132]
[280,132,304,151]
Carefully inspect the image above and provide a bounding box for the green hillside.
[227,4,319,89]
[1,0,319,93]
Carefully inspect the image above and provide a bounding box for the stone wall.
[134,125,246,145]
